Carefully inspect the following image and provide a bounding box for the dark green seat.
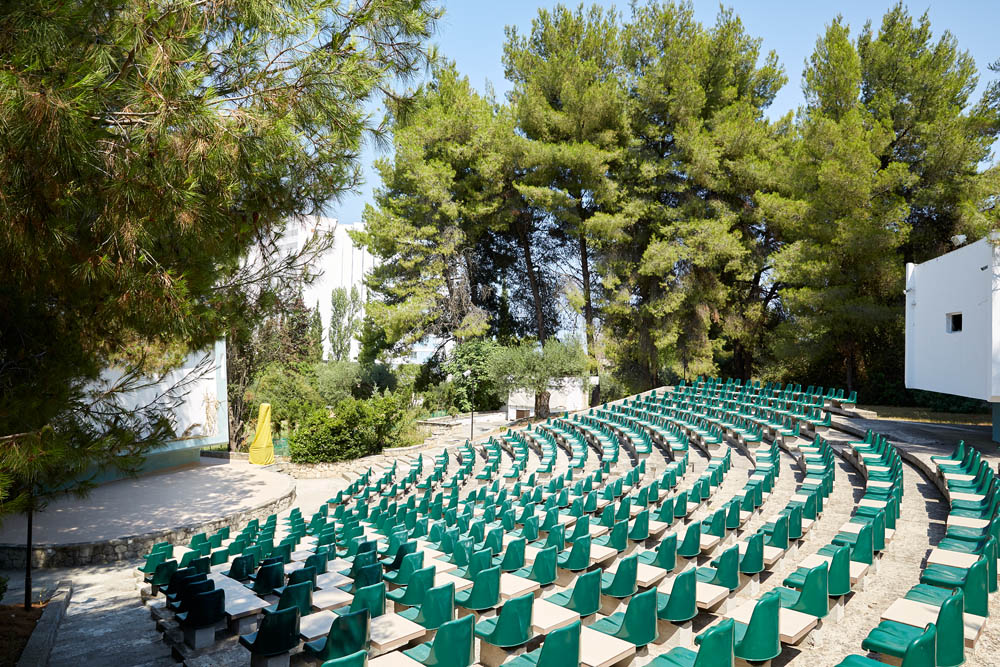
[238,605,300,657]
[387,565,436,606]
[837,622,936,667]
[678,521,703,559]
[638,533,677,572]
[399,582,456,630]
[504,619,580,667]
[864,589,962,667]
[304,608,370,662]
[656,567,697,623]
[149,560,179,592]
[497,538,527,572]
[403,614,476,667]
[733,590,780,663]
[335,581,386,617]
[266,580,312,617]
[594,520,628,552]
[384,551,424,586]
[247,561,284,596]
[917,556,989,616]
[513,546,557,586]
[177,588,226,629]
[589,588,658,648]
[544,568,600,617]
[775,561,828,618]
[784,544,850,597]
[342,563,383,593]
[474,593,534,648]
[698,545,739,592]
[223,554,253,582]
[601,553,638,599]
[647,617,734,667]
[454,548,493,582]
[274,566,317,597]
[558,535,591,572]
[320,650,369,667]
[455,565,501,612]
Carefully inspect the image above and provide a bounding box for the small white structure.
[506,377,589,420]
[904,236,1000,439]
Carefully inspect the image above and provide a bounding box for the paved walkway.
[0,459,294,546]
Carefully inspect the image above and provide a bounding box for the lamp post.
[463,369,476,442]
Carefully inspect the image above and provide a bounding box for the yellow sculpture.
[248,403,275,465]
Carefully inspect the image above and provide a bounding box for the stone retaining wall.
[0,482,295,569]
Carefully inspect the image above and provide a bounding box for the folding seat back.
[238,605,300,657]
[349,581,386,617]
[734,590,780,663]
[498,538,526,572]
[393,565,436,607]
[476,593,534,648]
[602,553,638,597]
[563,568,601,616]
[657,567,696,623]
[407,615,475,667]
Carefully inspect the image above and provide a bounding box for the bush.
[288,391,424,462]
[247,362,324,434]
[312,360,361,405]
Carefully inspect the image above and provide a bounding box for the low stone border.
[16,582,73,667]
[828,419,946,497]
[0,480,295,569]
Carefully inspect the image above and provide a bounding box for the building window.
[946,312,963,333]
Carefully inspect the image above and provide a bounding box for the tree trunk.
[578,232,594,354]
[515,215,547,342]
[535,390,551,419]
[24,504,32,610]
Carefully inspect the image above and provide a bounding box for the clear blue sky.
[327,1,999,224]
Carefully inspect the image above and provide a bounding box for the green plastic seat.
[864,590,962,667]
[656,567,697,623]
[266,580,312,617]
[336,581,386,618]
[454,548,493,582]
[238,605,300,657]
[589,588,658,648]
[455,565,501,612]
[504,619,581,667]
[544,568,600,617]
[918,556,989,616]
[399,581,456,630]
[403,614,476,667]
[629,510,650,542]
[320,650,369,667]
[775,561,828,618]
[784,544,850,597]
[594,520,628,552]
[647,617,734,667]
[601,553,638,599]
[274,565,317,597]
[513,546,558,586]
[497,538,527,572]
[638,533,677,572]
[248,561,285,596]
[176,588,226,629]
[388,565,436,606]
[305,608,371,662]
[677,521,703,559]
[557,535,592,572]
[149,560,179,591]
[838,622,936,667]
[382,540,417,570]
[733,590,780,663]
[385,551,425,586]
[699,545,739,592]
[474,593,534,648]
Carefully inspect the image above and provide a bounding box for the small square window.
[947,312,963,333]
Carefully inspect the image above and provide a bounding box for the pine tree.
[0,0,440,608]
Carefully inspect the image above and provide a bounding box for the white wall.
[506,377,588,420]
[905,237,1000,401]
[282,216,375,361]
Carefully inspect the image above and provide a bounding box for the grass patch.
[861,405,991,426]
[0,603,45,666]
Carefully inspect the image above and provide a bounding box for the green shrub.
[247,362,324,434]
[288,391,423,462]
[312,360,361,405]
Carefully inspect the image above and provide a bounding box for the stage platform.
[0,458,295,568]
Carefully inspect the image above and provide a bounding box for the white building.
[506,377,589,421]
[904,235,1000,439]
[280,216,374,360]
